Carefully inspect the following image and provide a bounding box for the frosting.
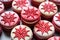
[12,0,30,10]
[21,6,40,21]
[0,11,19,26]
[34,20,55,37]
[39,1,57,16]
[11,25,33,40]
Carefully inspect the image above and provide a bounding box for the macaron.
[12,0,30,14]
[11,25,33,40]
[0,11,20,31]
[39,1,58,19]
[21,6,41,26]
[34,20,55,39]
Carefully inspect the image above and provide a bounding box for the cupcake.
[0,0,13,9]
[31,0,46,7]
[39,1,58,19]
[50,0,60,8]
[21,6,41,26]
[0,2,4,14]
[52,12,60,33]
[0,11,20,31]
[11,25,33,40]
[34,20,55,40]
[48,36,60,40]
[12,0,30,14]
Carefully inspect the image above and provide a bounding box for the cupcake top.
[48,36,60,40]
[53,12,60,26]
[21,6,41,21]
[34,20,55,39]
[12,0,30,11]
[11,25,33,40]
[0,2,4,13]
[39,1,57,16]
[0,11,19,27]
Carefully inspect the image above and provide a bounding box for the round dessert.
[0,26,2,35]
[12,0,30,14]
[31,0,46,7]
[52,12,60,33]
[48,36,60,40]
[0,0,13,9]
[0,11,20,31]
[21,6,41,25]
[11,25,33,40]
[0,2,4,14]
[39,1,58,19]
[50,0,60,7]
[34,20,55,39]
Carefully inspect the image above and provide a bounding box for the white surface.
[0,31,11,40]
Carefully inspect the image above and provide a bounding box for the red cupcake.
[48,36,60,40]
[34,20,55,40]
[50,0,60,7]
[0,2,4,14]
[11,25,33,40]
[31,0,46,7]
[0,0,13,9]
[52,12,60,33]
[21,6,41,26]
[0,11,20,31]
[12,0,30,14]
[39,1,58,19]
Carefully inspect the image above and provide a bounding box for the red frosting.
[14,0,28,8]
[13,27,30,40]
[21,7,40,21]
[55,14,60,21]
[42,2,56,13]
[1,12,17,26]
[35,21,52,34]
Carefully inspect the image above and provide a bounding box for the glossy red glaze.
[21,6,41,21]
[13,27,30,40]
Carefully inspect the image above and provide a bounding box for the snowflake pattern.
[41,3,56,13]
[22,7,39,19]
[14,0,28,8]
[13,27,30,40]
[36,21,52,34]
[1,12,17,26]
